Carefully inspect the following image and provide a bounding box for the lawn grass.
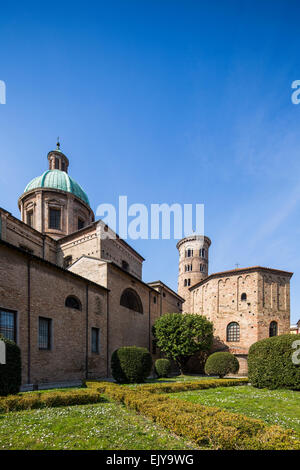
[0,400,198,450]
[169,385,300,435]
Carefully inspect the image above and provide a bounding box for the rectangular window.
[26,211,33,227]
[39,317,51,350]
[0,310,16,341]
[91,327,100,354]
[49,208,61,230]
[78,218,84,230]
[122,260,129,271]
[55,158,59,169]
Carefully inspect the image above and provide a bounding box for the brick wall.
[0,242,108,386]
[190,268,292,374]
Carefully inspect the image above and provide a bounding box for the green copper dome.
[24,170,90,206]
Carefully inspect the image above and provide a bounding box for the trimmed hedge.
[87,382,300,450]
[111,346,152,383]
[0,389,105,413]
[135,378,248,394]
[155,359,171,378]
[86,378,248,395]
[0,335,22,396]
[248,334,300,390]
[205,352,239,378]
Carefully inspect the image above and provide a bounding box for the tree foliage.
[152,313,213,374]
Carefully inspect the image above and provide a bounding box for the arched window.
[227,322,240,342]
[269,321,278,337]
[241,293,247,301]
[65,296,82,311]
[120,288,143,314]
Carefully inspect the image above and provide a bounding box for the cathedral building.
[0,143,293,387]
[0,144,183,389]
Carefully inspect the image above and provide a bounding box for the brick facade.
[0,144,293,385]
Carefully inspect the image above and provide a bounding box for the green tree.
[152,313,213,375]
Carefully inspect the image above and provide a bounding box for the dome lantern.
[18,144,94,239]
[47,139,69,173]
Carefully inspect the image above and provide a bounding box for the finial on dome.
[56,137,60,150]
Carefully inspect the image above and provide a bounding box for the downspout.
[106,292,109,377]
[85,284,89,380]
[148,290,151,351]
[27,259,31,384]
[160,286,162,316]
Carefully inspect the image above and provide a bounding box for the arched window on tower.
[120,288,143,314]
[65,295,82,311]
[241,293,247,301]
[227,322,240,342]
[269,321,278,337]
[186,249,193,258]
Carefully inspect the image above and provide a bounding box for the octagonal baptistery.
[18,145,95,239]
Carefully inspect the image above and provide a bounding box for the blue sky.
[0,0,300,323]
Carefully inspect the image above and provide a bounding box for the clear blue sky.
[0,0,299,323]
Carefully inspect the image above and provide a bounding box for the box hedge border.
[86,380,300,450]
[0,388,105,413]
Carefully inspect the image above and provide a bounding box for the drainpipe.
[106,293,109,377]
[148,291,151,351]
[27,259,31,384]
[85,284,89,380]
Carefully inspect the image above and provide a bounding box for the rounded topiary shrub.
[155,358,171,378]
[248,334,300,390]
[0,335,22,396]
[111,346,152,383]
[205,352,239,378]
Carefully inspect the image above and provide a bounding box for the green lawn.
[0,400,198,450]
[169,385,300,435]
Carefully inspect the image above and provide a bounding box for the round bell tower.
[177,235,211,312]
